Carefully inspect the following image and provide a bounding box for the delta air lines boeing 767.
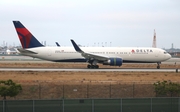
[13,21,171,69]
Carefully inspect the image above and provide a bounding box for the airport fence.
[13,82,157,99]
[0,98,180,112]
[13,82,180,99]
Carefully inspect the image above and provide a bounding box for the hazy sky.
[1,0,180,48]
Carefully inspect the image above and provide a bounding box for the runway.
[0,68,178,72]
[0,57,179,72]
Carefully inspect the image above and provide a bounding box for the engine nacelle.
[103,58,123,66]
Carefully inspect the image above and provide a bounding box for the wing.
[81,52,109,61]
[71,39,123,67]
[71,39,111,61]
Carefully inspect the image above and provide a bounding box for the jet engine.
[103,58,123,66]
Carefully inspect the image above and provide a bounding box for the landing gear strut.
[87,60,99,69]
[157,62,161,69]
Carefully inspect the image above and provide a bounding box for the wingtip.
[70,39,75,44]
[70,39,83,52]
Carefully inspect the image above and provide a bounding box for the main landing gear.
[87,64,99,69]
[157,62,161,69]
[87,60,99,69]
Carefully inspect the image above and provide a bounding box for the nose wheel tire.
[157,62,161,69]
[157,65,160,69]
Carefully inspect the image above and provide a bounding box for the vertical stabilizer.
[13,21,44,49]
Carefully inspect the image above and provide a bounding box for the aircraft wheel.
[91,65,95,69]
[95,65,99,69]
[87,65,99,69]
[157,66,160,69]
[157,62,161,69]
[87,65,91,69]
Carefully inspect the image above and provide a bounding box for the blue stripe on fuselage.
[52,59,87,62]
[51,59,157,63]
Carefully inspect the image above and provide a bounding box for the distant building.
[161,43,180,57]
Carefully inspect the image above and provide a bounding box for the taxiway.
[0,68,178,72]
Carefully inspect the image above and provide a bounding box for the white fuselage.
[20,46,171,63]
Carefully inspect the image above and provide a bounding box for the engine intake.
[103,58,123,66]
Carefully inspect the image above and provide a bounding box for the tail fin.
[13,21,44,48]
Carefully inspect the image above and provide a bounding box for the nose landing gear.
[157,62,161,69]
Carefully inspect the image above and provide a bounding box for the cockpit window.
[164,52,167,54]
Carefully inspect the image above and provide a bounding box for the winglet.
[70,39,83,53]
[55,42,60,47]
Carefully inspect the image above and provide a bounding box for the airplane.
[13,21,171,69]
[55,42,60,47]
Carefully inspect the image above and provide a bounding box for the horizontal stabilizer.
[17,48,38,54]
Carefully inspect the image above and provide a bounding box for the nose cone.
[167,53,171,60]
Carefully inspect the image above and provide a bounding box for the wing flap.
[82,52,109,61]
